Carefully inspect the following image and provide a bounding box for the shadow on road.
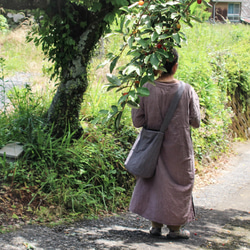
[1,206,249,250]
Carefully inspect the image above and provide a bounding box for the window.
[228,3,241,22]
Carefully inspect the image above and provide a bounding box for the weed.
[0,22,250,221]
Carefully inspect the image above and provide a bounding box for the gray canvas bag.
[125,81,185,178]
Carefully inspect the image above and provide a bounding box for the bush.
[176,23,250,161]
[0,15,8,32]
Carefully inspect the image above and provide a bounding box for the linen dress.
[129,80,200,226]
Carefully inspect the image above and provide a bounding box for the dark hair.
[163,48,179,75]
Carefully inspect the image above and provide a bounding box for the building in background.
[210,0,250,23]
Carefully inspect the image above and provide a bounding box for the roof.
[241,17,250,23]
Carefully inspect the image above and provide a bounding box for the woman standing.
[129,49,200,239]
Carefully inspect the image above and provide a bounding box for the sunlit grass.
[0,27,47,75]
[0,20,250,218]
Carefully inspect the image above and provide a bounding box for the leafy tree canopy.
[1,0,211,134]
[98,0,211,127]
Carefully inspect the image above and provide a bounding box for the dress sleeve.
[131,98,146,128]
[189,87,200,128]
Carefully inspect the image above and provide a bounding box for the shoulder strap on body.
[160,81,185,133]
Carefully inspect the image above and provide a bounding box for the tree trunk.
[1,0,119,138]
[0,0,49,10]
[46,4,114,138]
[47,52,88,138]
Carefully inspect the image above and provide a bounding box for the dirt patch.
[0,185,48,231]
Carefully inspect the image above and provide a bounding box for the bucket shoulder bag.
[124,81,185,178]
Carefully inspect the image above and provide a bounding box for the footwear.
[167,228,190,239]
[149,227,162,236]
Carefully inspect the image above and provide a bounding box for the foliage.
[23,0,211,137]
[27,0,129,80]
[101,0,211,128]
[0,14,8,32]
[1,19,250,220]
[0,115,135,215]
[190,1,211,21]
[0,54,135,215]
[178,23,250,160]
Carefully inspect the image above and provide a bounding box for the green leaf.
[136,37,150,48]
[119,6,129,13]
[119,15,126,33]
[115,111,123,129]
[155,24,163,34]
[107,85,118,92]
[110,56,120,73]
[157,66,167,73]
[144,54,151,64]
[127,100,140,109]
[12,213,19,219]
[111,105,118,114]
[128,36,134,48]
[128,90,136,99]
[137,87,150,97]
[151,31,158,42]
[127,50,141,57]
[118,94,128,105]
[150,53,160,70]
[107,52,115,59]
[141,75,149,85]
[106,73,121,86]
[172,33,181,44]
[123,65,141,76]
[80,22,87,28]
[156,50,169,58]
[147,67,155,82]
[159,33,171,40]
[104,13,116,23]
[189,15,203,23]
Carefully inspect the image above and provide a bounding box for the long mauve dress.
[129,80,200,226]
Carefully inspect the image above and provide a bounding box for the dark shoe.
[167,228,190,239]
[150,227,162,236]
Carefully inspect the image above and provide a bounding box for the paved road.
[0,141,249,249]
[0,73,31,109]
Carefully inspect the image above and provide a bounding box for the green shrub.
[0,122,135,214]
[0,15,8,32]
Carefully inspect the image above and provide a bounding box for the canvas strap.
[160,81,185,133]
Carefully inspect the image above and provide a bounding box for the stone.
[6,12,25,23]
[0,142,24,162]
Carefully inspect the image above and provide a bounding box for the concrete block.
[0,142,24,162]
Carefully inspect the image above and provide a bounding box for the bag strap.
[160,81,185,133]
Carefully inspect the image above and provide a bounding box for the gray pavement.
[0,73,31,109]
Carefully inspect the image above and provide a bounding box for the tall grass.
[177,23,250,162]
[0,22,250,220]
[0,27,46,75]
